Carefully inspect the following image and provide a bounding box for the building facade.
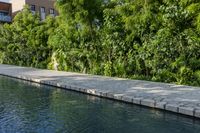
[11,0,57,20]
[0,1,12,23]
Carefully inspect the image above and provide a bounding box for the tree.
[0,0,200,86]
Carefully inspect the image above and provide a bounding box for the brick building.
[11,0,57,20]
[0,1,12,23]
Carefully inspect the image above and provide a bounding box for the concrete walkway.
[0,64,200,118]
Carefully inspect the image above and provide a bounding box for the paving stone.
[49,81,57,86]
[194,110,200,118]
[60,84,66,88]
[107,93,114,99]
[165,104,179,113]
[133,98,142,105]
[122,96,133,103]
[94,91,101,96]
[55,83,60,87]
[113,94,123,100]
[86,89,96,95]
[141,99,155,108]
[70,86,77,90]
[65,85,71,89]
[70,86,79,91]
[102,92,107,97]
[79,88,86,93]
[179,107,194,116]
[43,80,50,85]
[155,102,167,109]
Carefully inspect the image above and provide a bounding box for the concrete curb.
[0,64,200,119]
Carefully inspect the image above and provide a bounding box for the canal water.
[0,76,200,133]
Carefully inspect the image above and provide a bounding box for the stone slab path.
[0,64,200,118]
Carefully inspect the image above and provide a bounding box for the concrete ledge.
[86,89,96,95]
[155,102,167,109]
[133,98,142,105]
[122,96,133,103]
[179,107,194,116]
[195,110,200,118]
[165,104,179,113]
[94,91,101,96]
[114,95,123,101]
[101,92,107,97]
[0,64,200,118]
[141,99,155,108]
[107,93,114,99]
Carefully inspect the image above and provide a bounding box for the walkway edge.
[0,64,200,119]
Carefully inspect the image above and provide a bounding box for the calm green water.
[0,76,200,133]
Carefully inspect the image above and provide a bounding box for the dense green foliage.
[0,0,200,86]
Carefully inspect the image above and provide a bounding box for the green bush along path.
[0,0,200,86]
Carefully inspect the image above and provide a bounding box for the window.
[0,11,9,16]
[40,7,45,13]
[0,12,6,16]
[40,7,46,20]
[30,5,36,11]
[50,8,55,14]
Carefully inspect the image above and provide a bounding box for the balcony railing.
[0,15,12,22]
